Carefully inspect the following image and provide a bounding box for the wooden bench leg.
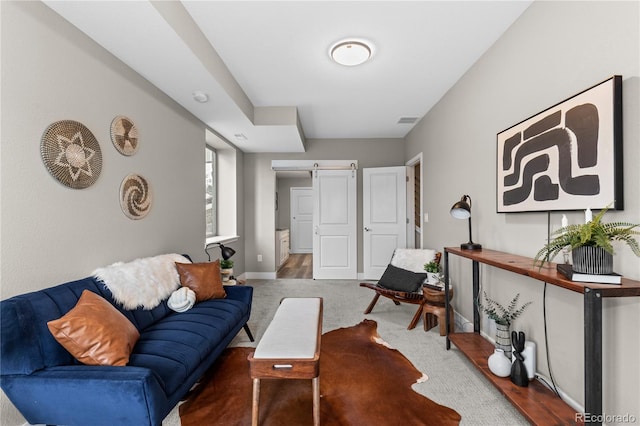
[252,378,260,426]
[312,376,320,426]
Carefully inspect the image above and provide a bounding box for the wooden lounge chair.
[360,249,442,330]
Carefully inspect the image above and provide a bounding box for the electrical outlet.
[257,254,263,262]
[424,213,429,223]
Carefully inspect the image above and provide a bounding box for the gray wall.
[244,138,405,274]
[406,0,639,418]
[0,2,241,424]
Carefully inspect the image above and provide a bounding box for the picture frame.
[496,75,623,213]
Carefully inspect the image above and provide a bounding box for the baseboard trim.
[244,272,277,280]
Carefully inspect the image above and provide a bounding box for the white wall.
[406,1,639,419]
[0,3,235,424]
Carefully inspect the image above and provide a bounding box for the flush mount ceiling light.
[192,91,209,103]
[330,39,373,66]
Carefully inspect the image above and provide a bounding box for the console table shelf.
[443,247,640,426]
[449,333,580,425]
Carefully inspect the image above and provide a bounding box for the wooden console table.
[443,247,640,426]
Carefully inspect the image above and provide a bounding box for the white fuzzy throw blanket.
[93,253,190,310]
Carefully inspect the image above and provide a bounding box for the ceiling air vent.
[397,117,418,124]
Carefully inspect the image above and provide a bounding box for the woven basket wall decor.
[110,115,139,155]
[120,174,152,220]
[40,120,102,189]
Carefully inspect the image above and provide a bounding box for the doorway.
[406,153,422,249]
[275,173,313,279]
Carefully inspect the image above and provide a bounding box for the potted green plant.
[478,291,532,359]
[534,206,640,274]
[219,259,234,282]
[423,261,441,285]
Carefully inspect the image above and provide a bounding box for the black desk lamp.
[205,243,236,261]
[450,195,482,250]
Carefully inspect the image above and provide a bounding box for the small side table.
[422,287,454,335]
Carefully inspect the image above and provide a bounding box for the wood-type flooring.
[277,254,312,279]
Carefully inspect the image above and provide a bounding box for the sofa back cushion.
[0,277,172,374]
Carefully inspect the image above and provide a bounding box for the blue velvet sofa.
[0,274,253,426]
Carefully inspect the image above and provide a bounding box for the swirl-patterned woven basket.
[120,174,152,220]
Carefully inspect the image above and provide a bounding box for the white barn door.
[312,170,357,279]
[363,166,407,279]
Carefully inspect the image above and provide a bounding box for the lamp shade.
[219,244,236,261]
[450,197,472,219]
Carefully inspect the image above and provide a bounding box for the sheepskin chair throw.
[93,253,190,310]
[390,248,436,273]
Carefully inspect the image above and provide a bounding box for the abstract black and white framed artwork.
[497,75,623,213]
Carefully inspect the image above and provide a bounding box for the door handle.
[314,226,318,235]
[364,227,371,232]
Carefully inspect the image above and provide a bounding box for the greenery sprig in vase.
[424,261,442,285]
[478,292,532,359]
[533,205,640,271]
[477,291,532,327]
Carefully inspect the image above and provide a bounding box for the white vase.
[220,268,233,282]
[426,272,440,285]
[488,349,512,377]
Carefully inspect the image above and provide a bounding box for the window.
[205,129,238,247]
[205,145,216,237]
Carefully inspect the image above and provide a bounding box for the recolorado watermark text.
[576,413,637,423]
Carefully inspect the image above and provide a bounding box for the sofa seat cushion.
[128,297,249,396]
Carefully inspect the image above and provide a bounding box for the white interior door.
[290,187,313,254]
[363,166,407,279]
[313,170,357,279]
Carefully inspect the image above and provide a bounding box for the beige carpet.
[162,279,528,426]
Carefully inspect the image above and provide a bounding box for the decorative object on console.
[557,263,621,284]
[488,348,512,377]
[41,120,102,189]
[424,260,442,285]
[120,173,152,219]
[110,115,139,155]
[478,291,532,360]
[497,75,623,213]
[450,194,482,250]
[512,340,536,381]
[534,205,639,273]
[510,331,529,387]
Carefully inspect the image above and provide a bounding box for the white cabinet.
[276,229,290,269]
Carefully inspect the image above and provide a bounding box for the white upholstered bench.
[248,297,323,426]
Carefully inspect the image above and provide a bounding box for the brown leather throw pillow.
[175,260,227,302]
[47,290,140,366]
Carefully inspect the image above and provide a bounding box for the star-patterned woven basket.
[41,120,102,189]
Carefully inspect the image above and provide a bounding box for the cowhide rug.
[179,319,461,425]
